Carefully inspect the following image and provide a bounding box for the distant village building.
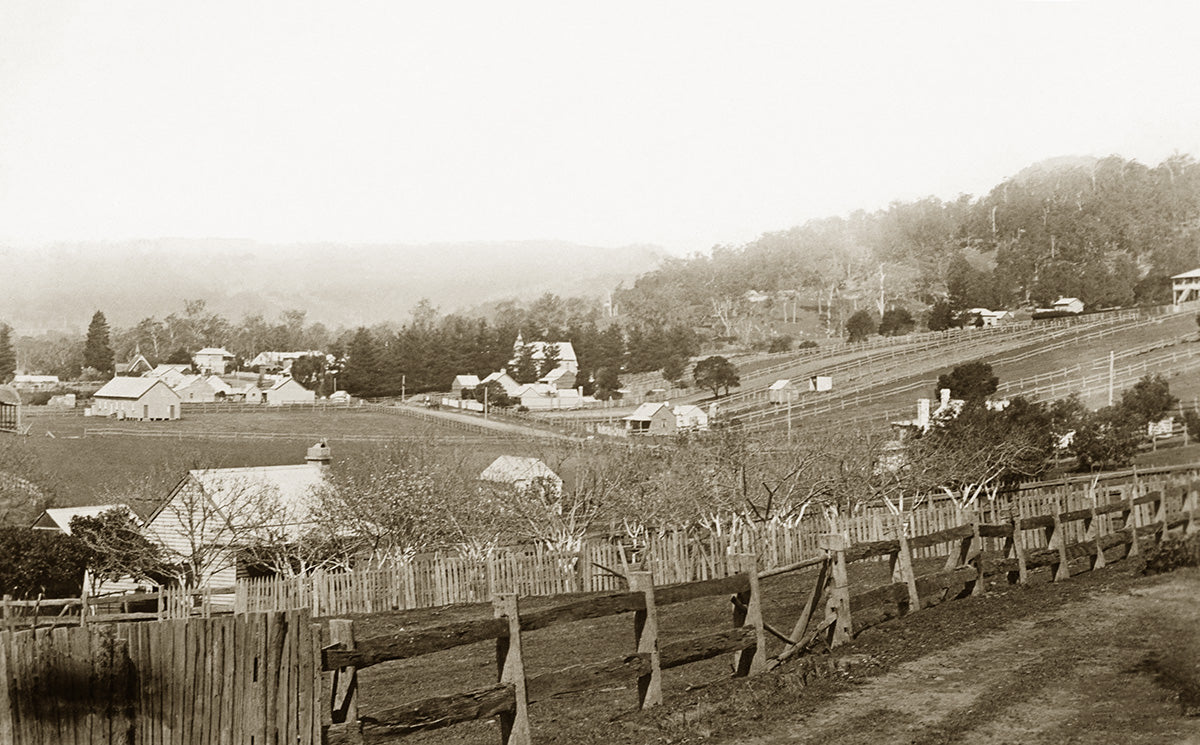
[11,375,59,391]
[145,364,192,388]
[247,351,327,374]
[479,456,562,496]
[673,404,709,431]
[768,379,799,404]
[171,374,217,403]
[623,402,679,435]
[47,393,76,408]
[480,370,523,397]
[193,348,235,375]
[964,308,1014,327]
[1172,268,1200,306]
[510,335,579,373]
[115,351,154,376]
[258,377,316,405]
[91,377,182,420]
[1051,297,1084,315]
[451,375,480,396]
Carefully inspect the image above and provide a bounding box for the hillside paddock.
[338,561,1200,745]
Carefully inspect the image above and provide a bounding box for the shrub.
[797,340,819,350]
[767,336,794,353]
[845,310,876,343]
[1141,533,1200,575]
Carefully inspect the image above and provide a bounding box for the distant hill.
[0,239,667,333]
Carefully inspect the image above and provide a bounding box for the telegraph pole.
[401,374,406,402]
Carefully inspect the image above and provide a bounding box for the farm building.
[479,456,562,496]
[91,377,181,420]
[144,443,331,590]
[480,370,523,397]
[673,404,709,431]
[808,375,833,392]
[11,375,59,391]
[193,348,235,375]
[258,376,316,405]
[768,379,799,404]
[518,385,586,410]
[964,309,1014,327]
[171,374,217,403]
[1173,268,1200,305]
[623,402,678,435]
[539,366,577,388]
[510,335,579,373]
[450,375,480,396]
[247,350,327,373]
[1051,297,1084,314]
[0,385,22,434]
[145,364,191,387]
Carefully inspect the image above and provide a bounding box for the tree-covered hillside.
[615,154,1200,340]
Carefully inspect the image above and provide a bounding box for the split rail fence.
[1,464,1196,743]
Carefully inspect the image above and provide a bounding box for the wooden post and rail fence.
[1,464,1195,743]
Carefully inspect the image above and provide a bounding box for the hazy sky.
[2,1,1198,255]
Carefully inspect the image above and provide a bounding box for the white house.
[145,364,192,388]
[479,456,562,496]
[965,308,1014,327]
[247,351,328,373]
[1172,268,1200,306]
[1051,297,1084,314]
[11,374,59,390]
[518,385,585,410]
[480,371,524,397]
[144,447,330,590]
[451,375,480,396]
[193,348,235,375]
[510,335,579,373]
[92,377,182,420]
[259,377,316,405]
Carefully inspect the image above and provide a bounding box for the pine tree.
[538,343,561,379]
[343,328,383,397]
[83,311,115,377]
[0,324,15,383]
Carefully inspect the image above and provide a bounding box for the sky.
[2,1,1199,255]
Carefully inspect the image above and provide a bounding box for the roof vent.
[306,440,332,466]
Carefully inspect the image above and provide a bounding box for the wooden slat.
[843,538,900,564]
[907,524,975,550]
[333,684,514,742]
[976,523,1014,538]
[655,573,750,606]
[525,653,651,703]
[660,627,755,669]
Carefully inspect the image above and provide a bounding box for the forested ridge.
[9,154,1200,397]
[616,154,1200,339]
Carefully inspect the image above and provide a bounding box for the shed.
[171,374,217,403]
[623,402,677,435]
[479,456,562,496]
[768,379,798,404]
[1172,268,1200,305]
[1051,297,1084,314]
[808,375,833,392]
[673,404,709,431]
[32,504,137,534]
[92,377,181,420]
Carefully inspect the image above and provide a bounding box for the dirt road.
[742,572,1200,745]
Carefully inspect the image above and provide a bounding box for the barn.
[92,377,182,420]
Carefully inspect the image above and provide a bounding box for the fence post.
[730,553,765,676]
[328,619,362,744]
[1,595,9,632]
[79,583,89,627]
[889,516,920,612]
[1005,513,1028,584]
[1086,500,1106,571]
[818,534,852,648]
[1048,500,1071,582]
[627,569,662,708]
[1187,476,1200,536]
[1124,485,1141,557]
[493,594,531,745]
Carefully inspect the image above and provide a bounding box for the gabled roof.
[673,404,706,418]
[264,376,303,391]
[453,375,481,386]
[194,347,234,358]
[479,456,560,485]
[94,377,178,400]
[1052,297,1081,305]
[518,341,578,364]
[624,402,670,421]
[1172,268,1200,279]
[768,379,795,391]
[33,504,135,534]
[206,375,233,394]
[148,464,326,533]
[0,385,20,406]
[171,374,212,390]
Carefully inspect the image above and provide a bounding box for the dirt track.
[742,572,1200,745]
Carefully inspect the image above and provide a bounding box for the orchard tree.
[1072,406,1141,471]
[0,323,14,383]
[70,508,167,592]
[936,360,998,402]
[83,310,115,378]
[845,310,876,343]
[693,356,740,397]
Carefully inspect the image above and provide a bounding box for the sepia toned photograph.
[1,2,1199,743]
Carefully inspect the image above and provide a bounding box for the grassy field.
[7,406,570,515]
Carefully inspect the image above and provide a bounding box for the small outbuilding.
[451,375,480,396]
[92,377,182,420]
[768,379,798,404]
[1173,268,1200,306]
[673,404,709,431]
[479,456,563,496]
[259,377,316,405]
[808,375,833,393]
[1051,297,1084,314]
[171,374,217,403]
[623,402,677,435]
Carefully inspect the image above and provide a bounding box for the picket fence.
[234,463,1200,618]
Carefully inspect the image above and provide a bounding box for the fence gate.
[0,610,323,745]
